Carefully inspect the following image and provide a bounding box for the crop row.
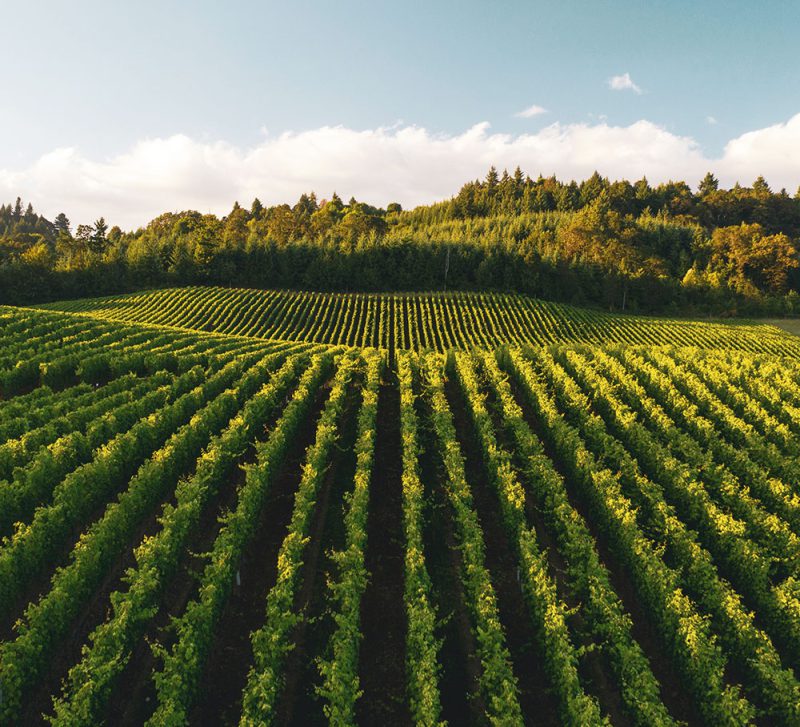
[32,285,800,355]
[0,317,799,722]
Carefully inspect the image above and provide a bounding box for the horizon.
[2,0,799,229]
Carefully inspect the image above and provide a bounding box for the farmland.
[38,286,800,355]
[1,288,800,725]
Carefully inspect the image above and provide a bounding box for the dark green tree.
[752,176,771,196]
[88,217,109,254]
[485,166,499,195]
[698,172,719,196]
[54,213,71,235]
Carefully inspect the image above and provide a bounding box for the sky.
[1,0,799,229]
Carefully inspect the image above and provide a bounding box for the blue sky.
[1,0,799,227]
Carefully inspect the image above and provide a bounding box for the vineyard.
[1,293,800,726]
[36,286,800,355]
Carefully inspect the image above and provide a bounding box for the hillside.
[1,291,800,724]
[36,286,800,356]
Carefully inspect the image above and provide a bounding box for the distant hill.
[36,285,800,355]
[3,169,800,316]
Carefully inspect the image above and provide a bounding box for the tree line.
[1,168,800,316]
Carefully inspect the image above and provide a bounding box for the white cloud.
[515,104,548,118]
[706,115,718,125]
[718,113,800,189]
[608,72,643,94]
[1,114,799,229]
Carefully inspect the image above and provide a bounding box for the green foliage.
[316,352,382,724]
[36,286,800,357]
[48,352,309,725]
[2,300,800,724]
[451,351,608,726]
[3,168,800,314]
[421,352,525,725]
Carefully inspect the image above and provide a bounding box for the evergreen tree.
[698,172,719,196]
[485,166,499,194]
[580,171,608,207]
[752,175,771,196]
[88,217,109,254]
[54,213,71,235]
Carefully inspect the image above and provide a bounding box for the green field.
[37,285,800,355]
[1,289,800,726]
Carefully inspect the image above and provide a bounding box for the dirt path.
[356,377,411,726]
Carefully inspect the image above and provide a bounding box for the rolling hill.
[0,289,799,725]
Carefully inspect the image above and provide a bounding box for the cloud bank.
[1,114,799,230]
